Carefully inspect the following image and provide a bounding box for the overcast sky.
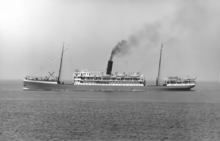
[0,0,220,81]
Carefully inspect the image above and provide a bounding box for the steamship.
[23,44,196,91]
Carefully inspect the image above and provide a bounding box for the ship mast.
[156,44,163,86]
[57,43,64,84]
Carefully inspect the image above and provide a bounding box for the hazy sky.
[0,0,220,81]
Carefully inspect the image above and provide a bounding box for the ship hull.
[23,79,195,91]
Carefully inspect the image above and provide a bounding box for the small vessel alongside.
[23,44,196,91]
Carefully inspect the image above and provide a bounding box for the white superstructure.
[164,76,196,87]
[73,69,145,86]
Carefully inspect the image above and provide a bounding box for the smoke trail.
[110,0,215,61]
[110,23,162,60]
[110,40,128,60]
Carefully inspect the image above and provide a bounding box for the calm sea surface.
[0,80,220,141]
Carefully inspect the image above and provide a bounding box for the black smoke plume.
[110,40,128,60]
[109,0,215,61]
[110,23,162,60]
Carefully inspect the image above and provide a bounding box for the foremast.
[57,43,64,84]
[156,44,163,86]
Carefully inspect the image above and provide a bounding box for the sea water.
[0,80,220,141]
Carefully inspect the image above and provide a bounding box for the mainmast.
[57,43,64,84]
[156,44,163,86]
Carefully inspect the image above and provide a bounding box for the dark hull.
[23,80,195,91]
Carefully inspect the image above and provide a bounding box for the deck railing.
[25,76,57,82]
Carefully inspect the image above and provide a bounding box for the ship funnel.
[106,60,113,75]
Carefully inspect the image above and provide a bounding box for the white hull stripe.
[74,83,144,86]
[167,84,195,86]
[23,79,57,84]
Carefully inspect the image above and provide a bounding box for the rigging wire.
[31,52,61,75]
[32,58,61,76]
[31,56,61,75]
[141,56,159,70]
[31,49,61,73]
[143,60,159,70]
[67,48,74,73]
[32,49,68,76]
[32,56,60,74]
[139,49,160,72]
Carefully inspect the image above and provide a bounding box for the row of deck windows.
[166,81,195,84]
[80,81,143,84]
[75,77,140,81]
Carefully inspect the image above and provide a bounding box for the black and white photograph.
[0,0,220,140]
